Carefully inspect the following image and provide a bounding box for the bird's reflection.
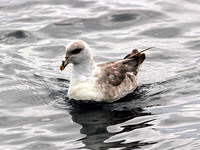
[67,87,156,149]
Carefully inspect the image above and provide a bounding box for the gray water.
[0,0,200,149]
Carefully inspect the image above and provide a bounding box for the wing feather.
[95,49,146,101]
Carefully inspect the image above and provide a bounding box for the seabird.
[60,40,148,102]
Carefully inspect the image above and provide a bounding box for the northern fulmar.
[60,40,150,102]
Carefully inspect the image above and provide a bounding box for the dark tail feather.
[124,47,154,59]
[124,47,154,75]
[124,48,139,59]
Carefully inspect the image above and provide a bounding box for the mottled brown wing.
[98,61,127,86]
[97,50,145,87]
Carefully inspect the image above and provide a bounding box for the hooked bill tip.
[60,64,64,71]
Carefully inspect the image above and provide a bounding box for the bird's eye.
[71,48,82,54]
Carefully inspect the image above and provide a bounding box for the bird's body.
[60,40,146,102]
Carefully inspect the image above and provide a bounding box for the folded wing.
[96,49,146,101]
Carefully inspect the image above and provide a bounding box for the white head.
[60,40,93,71]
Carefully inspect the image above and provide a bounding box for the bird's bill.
[60,58,71,71]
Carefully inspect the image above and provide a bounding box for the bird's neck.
[71,57,97,79]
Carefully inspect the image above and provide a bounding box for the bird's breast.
[68,78,102,101]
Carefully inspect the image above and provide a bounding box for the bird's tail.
[124,47,154,75]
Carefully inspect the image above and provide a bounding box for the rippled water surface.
[1,0,200,149]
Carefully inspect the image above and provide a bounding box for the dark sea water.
[1,0,200,149]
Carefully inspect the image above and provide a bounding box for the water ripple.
[0,0,200,149]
